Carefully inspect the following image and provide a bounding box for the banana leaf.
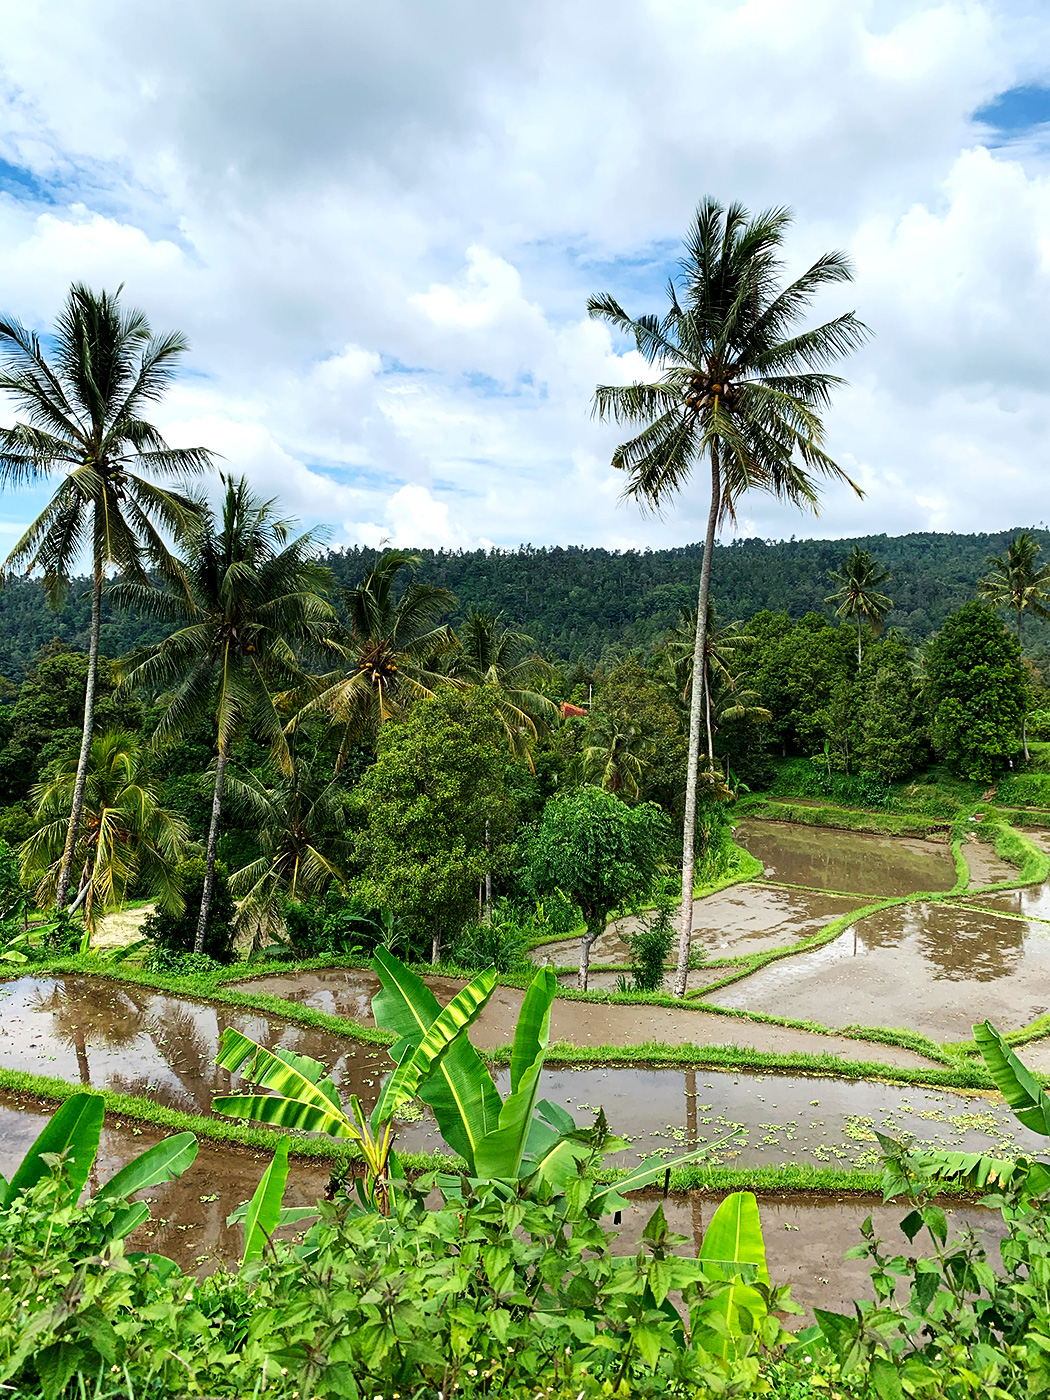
[2,1092,104,1208]
[241,1137,291,1265]
[693,1191,769,1359]
[371,968,496,1126]
[99,1132,199,1202]
[590,1132,742,1210]
[474,968,557,1179]
[213,1028,353,1136]
[371,949,501,1168]
[973,1020,1050,1136]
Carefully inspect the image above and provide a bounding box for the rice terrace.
[2,5,1050,1397]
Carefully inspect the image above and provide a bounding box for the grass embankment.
[737,797,948,838]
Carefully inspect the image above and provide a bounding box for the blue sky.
[2,1,1050,554]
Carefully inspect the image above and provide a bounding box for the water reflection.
[734,819,954,897]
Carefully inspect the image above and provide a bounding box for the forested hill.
[1,526,1047,681]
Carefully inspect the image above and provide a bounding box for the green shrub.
[625,905,675,991]
[141,857,236,964]
[144,946,225,977]
[996,771,1050,808]
[282,888,377,957]
[450,910,531,972]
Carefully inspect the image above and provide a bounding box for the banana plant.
[0,1091,198,1244]
[693,1190,772,1358]
[213,962,498,1212]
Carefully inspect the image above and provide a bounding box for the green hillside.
[1,525,1047,680]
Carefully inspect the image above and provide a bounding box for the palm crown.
[978,531,1050,640]
[445,609,558,763]
[825,546,894,664]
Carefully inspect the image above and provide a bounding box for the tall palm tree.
[19,727,189,930]
[298,549,458,764]
[825,546,894,665]
[588,198,868,996]
[116,476,337,950]
[0,284,213,907]
[978,531,1050,643]
[978,530,1050,760]
[445,609,558,764]
[224,753,353,943]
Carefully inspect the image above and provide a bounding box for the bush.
[141,857,236,964]
[143,946,225,977]
[450,910,531,972]
[624,905,675,991]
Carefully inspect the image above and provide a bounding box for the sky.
[1,0,1050,556]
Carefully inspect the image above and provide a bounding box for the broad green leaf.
[509,967,556,1094]
[475,1054,546,1180]
[211,1093,353,1137]
[373,968,496,1123]
[242,1137,290,1265]
[3,1093,104,1208]
[107,1201,151,1241]
[215,1028,345,1118]
[699,1191,769,1281]
[100,1132,198,1202]
[591,1140,736,1209]
[973,1021,1050,1136]
[227,1200,317,1228]
[371,948,501,1168]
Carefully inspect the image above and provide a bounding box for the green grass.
[738,797,948,836]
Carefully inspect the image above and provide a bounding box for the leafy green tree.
[117,476,336,950]
[825,546,894,665]
[588,657,689,817]
[978,531,1050,760]
[0,284,213,907]
[742,611,856,754]
[444,609,558,764]
[352,687,515,963]
[855,643,929,780]
[925,603,1026,782]
[20,728,189,929]
[588,198,867,996]
[302,549,457,763]
[521,784,669,991]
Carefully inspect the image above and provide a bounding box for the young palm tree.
[666,604,758,763]
[19,727,189,930]
[298,549,458,763]
[589,199,868,996]
[978,530,1050,760]
[224,754,353,943]
[445,610,558,764]
[978,531,1050,642]
[582,718,646,799]
[0,284,213,908]
[825,546,894,665]
[116,476,337,951]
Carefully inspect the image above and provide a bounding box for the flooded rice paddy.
[0,976,1037,1169]
[235,967,938,1066]
[0,1087,1008,1318]
[734,819,955,896]
[710,901,1050,1040]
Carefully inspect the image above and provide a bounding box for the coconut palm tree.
[116,476,337,950]
[19,727,189,930]
[825,546,894,666]
[444,609,558,764]
[978,531,1050,643]
[666,605,758,763]
[589,198,868,997]
[582,717,646,800]
[298,549,458,764]
[0,284,213,907]
[223,754,353,943]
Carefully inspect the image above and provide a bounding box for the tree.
[352,687,515,963]
[582,718,645,799]
[825,546,894,666]
[978,531,1050,761]
[925,602,1026,782]
[588,197,867,997]
[666,605,759,763]
[224,754,353,943]
[19,728,188,930]
[444,609,558,764]
[521,784,669,991]
[586,657,690,817]
[141,857,237,964]
[0,284,213,908]
[116,476,336,951]
[301,549,458,762]
[855,642,929,780]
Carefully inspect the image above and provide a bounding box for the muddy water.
[711,903,1050,1040]
[0,1090,1004,1317]
[532,885,868,968]
[235,967,938,1067]
[734,819,954,896]
[0,977,1027,1167]
[962,839,1021,889]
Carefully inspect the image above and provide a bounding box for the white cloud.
[1,0,1050,554]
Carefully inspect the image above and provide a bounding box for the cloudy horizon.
[2,0,1050,557]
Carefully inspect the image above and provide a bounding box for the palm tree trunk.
[196,747,229,954]
[857,618,862,668]
[1019,610,1030,761]
[56,564,103,908]
[431,916,441,965]
[484,818,493,923]
[673,448,720,1000]
[704,659,714,765]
